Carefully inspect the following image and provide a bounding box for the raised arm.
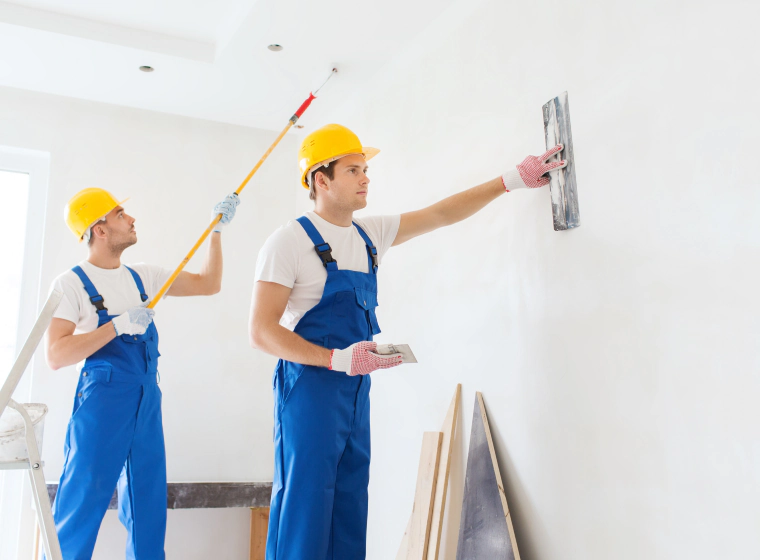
[166,193,240,297]
[393,177,504,246]
[166,233,223,297]
[393,145,566,246]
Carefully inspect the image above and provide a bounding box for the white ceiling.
[0,0,459,131]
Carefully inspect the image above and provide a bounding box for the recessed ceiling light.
[267,44,283,52]
[139,66,154,72]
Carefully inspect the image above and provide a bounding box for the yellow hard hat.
[64,187,128,242]
[298,124,379,189]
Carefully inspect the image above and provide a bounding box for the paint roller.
[543,91,580,231]
[147,68,339,308]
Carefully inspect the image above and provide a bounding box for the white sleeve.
[354,215,401,262]
[50,274,82,326]
[254,226,300,288]
[130,263,173,300]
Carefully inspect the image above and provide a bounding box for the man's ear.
[314,170,330,192]
[92,222,108,241]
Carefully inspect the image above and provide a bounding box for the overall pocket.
[279,361,307,409]
[69,364,110,420]
[120,328,160,371]
[355,288,381,336]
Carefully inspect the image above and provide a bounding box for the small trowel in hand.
[372,343,418,364]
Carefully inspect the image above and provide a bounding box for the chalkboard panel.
[456,393,520,560]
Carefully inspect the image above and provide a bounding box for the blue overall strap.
[124,266,149,302]
[296,216,338,272]
[352,222,379,274]
[71,266,110,324]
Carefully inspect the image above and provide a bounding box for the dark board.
[456,394,516,560]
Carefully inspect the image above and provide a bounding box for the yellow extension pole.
[147,70,336,309]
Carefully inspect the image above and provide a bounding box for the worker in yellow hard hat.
[45,187,240,559]
[250,123,564,559]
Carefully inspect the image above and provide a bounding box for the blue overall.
[266,217,382,560]
[51,266,166,560]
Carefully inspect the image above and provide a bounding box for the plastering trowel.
[372,343,418,364]
[543,91,580,230]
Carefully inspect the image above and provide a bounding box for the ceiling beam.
[0,1,216,62]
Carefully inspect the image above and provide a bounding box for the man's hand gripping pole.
[147,69,338,308]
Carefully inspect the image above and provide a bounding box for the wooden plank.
[249,507,269,560]
[34,520,41,560]
[407,431,443,560]
[427,384,461,560]
[396,517,412,560]
[456,393,521,560]
[397,384,462,560]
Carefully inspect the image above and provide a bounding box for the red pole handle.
[292,93,316,121]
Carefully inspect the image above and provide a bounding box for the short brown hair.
[308,161,337,201]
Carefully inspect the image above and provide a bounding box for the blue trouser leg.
[328,376,371,558]
[266,365,371,560]
[118,383,167,560]
[52,376,141,559]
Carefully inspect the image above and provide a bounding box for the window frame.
[0,145,51,560]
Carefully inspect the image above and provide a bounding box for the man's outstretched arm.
[393,145,566,246]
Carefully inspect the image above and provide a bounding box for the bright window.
[0,169,30,517]
[0,169,30,387]
[0,147,49,560]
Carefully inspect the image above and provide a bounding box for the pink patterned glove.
[330,341,403,376]
[501,144,567,191]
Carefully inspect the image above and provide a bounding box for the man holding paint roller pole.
[44,187,239,559]
[249,123,565,559]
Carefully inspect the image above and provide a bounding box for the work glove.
[330,341,403,376]
[112,303,155,336]
[212,193,241,233]
[501,144,567,191]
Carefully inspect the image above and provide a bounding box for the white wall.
[0,85,298,559]
[324,0,760,558]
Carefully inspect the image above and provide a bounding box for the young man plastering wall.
[249,123,565,559]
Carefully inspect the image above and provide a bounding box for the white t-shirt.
[254,211,400,330]
[50,260,172,335]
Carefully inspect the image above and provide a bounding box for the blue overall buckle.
[89,294,107,312]
[314,243,336,268]
[369,247,378,271]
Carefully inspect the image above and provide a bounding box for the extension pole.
[148,69,337,309]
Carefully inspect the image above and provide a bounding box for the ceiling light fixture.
[267,44,283,52]
[139,66,154,72]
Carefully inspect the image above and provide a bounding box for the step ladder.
[0,290,64,560]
